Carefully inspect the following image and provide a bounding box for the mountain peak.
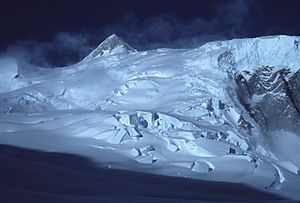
[83,34,136,61]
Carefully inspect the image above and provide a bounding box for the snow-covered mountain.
[83,34,136,61]
[0,34,300,200]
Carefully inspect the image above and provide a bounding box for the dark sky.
[1,0,300,67]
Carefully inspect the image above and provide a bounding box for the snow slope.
[0,34,300,200]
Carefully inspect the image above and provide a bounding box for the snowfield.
[0,34,300,200]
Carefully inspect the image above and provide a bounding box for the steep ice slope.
[0,34,300,199]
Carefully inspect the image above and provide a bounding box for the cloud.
[102,0,256,49]
[1,32,91,67]
[1,0,256,67]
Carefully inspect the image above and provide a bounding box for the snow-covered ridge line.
[202,35,300,72]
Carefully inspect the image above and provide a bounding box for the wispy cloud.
[1,0,257,67]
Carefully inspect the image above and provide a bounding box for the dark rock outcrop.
[235,66,300,134]
[83,34,136,61]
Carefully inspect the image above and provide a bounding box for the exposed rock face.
[288,70,300,111]
[235,66,300,134]
[83,34,136,61]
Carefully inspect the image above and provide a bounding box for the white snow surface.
[0,34,300,199]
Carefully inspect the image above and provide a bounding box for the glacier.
[0,34,300,200]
